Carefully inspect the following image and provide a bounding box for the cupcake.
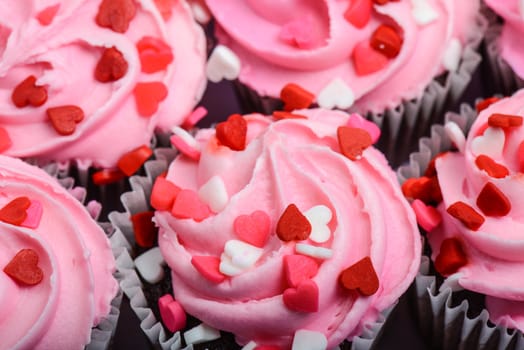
[398,91,524,349]
[108,108,423,349]
[0,155,119,350]
[0,0,207,183]
[203,0,486,165]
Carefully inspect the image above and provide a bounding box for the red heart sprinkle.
[337,126,372,160]
[95,47,128,82]
[344,0,372,29]
[171,189,210,222]
[476,97,501,113]
[150,177,181,211]
[370,24,403,58]
[92,168,126,185]
[191,256,225,283]
[36,4,60,26]
[374,0,399,4]
[283,254,319,288]
[255,346,281,350]
[0,127,12,153]
[96,0,137,33]
[117,144,153,176]
[234,210,271,247]
[352,40,389,76]
[401,176,442,204]
[476,182,511,217]
[153,0,175,20]
[0,197,31,226]
[475,155,509,179]
[11,75,48,108]
[518,141,524,173]
[3,248,43,285]
[282,279,319,313]
[434,238,468,277]
[137,36,174,73]
[131,211,157,248]
[133,82,168,117]
[276,204,311,242]
[488,113,523,128]
[215,114,247,151]
[280,83,315,112]
[47,105,84,135]
[339,256,379,296]
[446,201,484,231]
[272,111,307,121]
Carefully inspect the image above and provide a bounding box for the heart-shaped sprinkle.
[0,127,12,152]
[96,0,136,33]
[131,211,157,248]
[170,126,201,160]
[442,38,462,72]
[153,0,174,20]
[339,256,379,296]
[21,200,43,229]
[401,175,442,204]
[184,323,221,345]
[234,210,271,248]
[519,141,524,173]
[352,40,389,76]
[190,1,211,24]
[434,238,467,277]
[47,105,84,135]
[283,254,319,288]
[304,205,332,243]
[117,144,153,176]
[191,256,226,283]
[347,113,381,144]
[171,189,211,222]
[291,330,328,350]
[337,126,372,160]
[134,247,165,284]
[476,182,511,217]
[36,4,60,26]
[215,114,247,151]
[182,106,208,129]
[411,0,439,26]
[0,197,31,226]
[276,204,311,242]
[133,81,168,117]
[279,17,314,49]
[488,113,523,128]
[344,0,372,29]
[3,249,43,286]
[95,47,128,82]
[158,294,186,332]
[222,239,264,271]
[151,177,181,211]
[370,24,402,58]
[218,255,244,277]
[444,121,466,153]
[317,78,355,110]
[12,75,48,108]
[206,45,241,83]
[280,83,315,112]
[470,127,505,159]
[283,279,319,313]
[475,155,508,179]
[272,111,307,120]
[476,97,501,113]
[137,36,174,73]
[198,175,228,213]
[446,201,484,231]
[91,168,126,185]
[295,243,333,260]
[411,199,442,232]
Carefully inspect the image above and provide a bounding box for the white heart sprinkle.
[224,240,264,269]
[134,247,165,284]
[317,78,355,110]
[442,38,462,72]
[470,127,505,159]
[439,272,464,293]
[190,2,211,24]
[292,329,328,350]
[198,175,228,213]
[304,205,332,243]
[444,121,466,153]
[184,323,221,345]
[295,243,333,260]
[411,0,439,26]
[206,45,241,83]
[219,254,245,276]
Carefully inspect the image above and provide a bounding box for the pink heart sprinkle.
[151,177,181,211]
[182,106,208,129]
[411,199,442,232]
[191,256,226,283]
[170,134,201,161]
[36,4,60,26]
[158,294,186,332]
[233,210,271,248]
[283,254,319,288]
[346,113,381,144]
[279,17,314,49]
[0,127,12,153]
[21,200,43,229]
[283,279,319,313]
[171,189,210,222]
[352,40,389,76]
[344,0,372,29]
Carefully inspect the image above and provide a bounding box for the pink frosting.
[485,0,524,79]
[205,0,479,112]
[428,89,524,332]
[157,109,421,348]
[0,156,117,350]
[0,0,206,168]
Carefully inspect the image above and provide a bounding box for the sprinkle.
[292,330,327,350]
[182,106,208,129]
[0,197,31,226]
[346,113,381,144]
[370,24,402,58]
[304,205,332,243]
[272,111,307,120]
[518,141,524,173]
[337,126,372,160]
[401,176,442,204]
[131,211,157,248]
[476,182,511,217]
[47,105,84,135]
[280,83,315,112]
[280,17,314,49]
[95,47,128,82]
[21,200,43,229]
[295,244,333,260]
[475,155,508,178]
[117,144,153,176]
[158,294,186,332]
[91,168,126,185]
[191,256,226,283]
[283,254,319,288]
[446,201,484,231]
[171,189,211,222]
[150,177,181,211]
[442,38,462,72]
[476,97,501,113]
[3,249,43,286]
[153,0,174,20]
[470,127,505,159]
[411,0,439,26]
[234,210,271,248]
[488,113,523,128]
[198,175,228,212]
[215,114,247,151]
[206,45,241,83]
[184,323,221,345]
[36,4,60,26]
[134,247,165,284]
[221,239,264,272]
[0,127,12,152]
[283,280,319,313]
[344,0,372,29]
[444,121,466,153]
[339,256,379,296]
[136,36,174,73]
[12,75,48,108]
[411,199,442,232]
[133,82,168,117]
[434,238,467,277]
[170,126,201,160]
[352,40,389,76]
[95,0,136,33]
[276,204,311,242]
[317,78,355,110]
[190,1,211,24]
